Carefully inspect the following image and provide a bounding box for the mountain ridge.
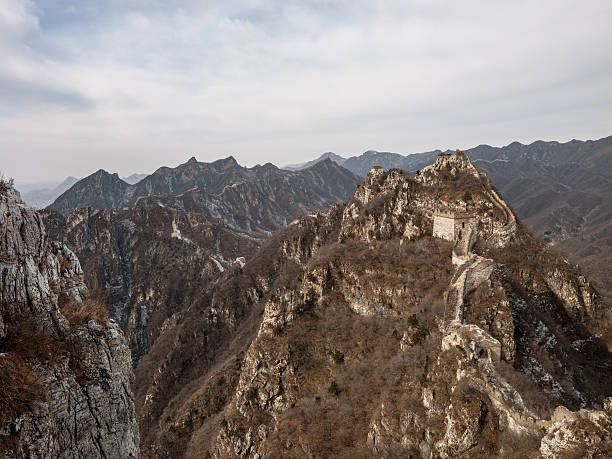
[48,156,361,219]
[123,153,612,457]
[282,135,612,296]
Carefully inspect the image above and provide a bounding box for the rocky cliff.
[123,153,612,457]
[42,204,263,366]
[0,184,139,457]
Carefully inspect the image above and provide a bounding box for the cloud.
[1,0,611,181]
[0,75,93,114]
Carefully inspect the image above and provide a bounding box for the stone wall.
[453,216,474,235]
[433,215,455,241]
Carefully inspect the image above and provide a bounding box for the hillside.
[469,136,612,298]
[125,153,612,457]
[294,136,612,297]
[42,157,361,367]
[132,159,360,234]
[42,205,263,366]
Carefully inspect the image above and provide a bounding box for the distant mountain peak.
[212,156,239,168]
[320,152,344,160]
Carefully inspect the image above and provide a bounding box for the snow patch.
[535,321,557,350]
[171,217,191,243]
[570,338,591,351]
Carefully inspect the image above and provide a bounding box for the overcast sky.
[1,0,611,183]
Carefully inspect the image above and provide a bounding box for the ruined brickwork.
[433,211,475,242]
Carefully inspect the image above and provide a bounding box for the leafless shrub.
[497,360,552,418]
[0,318,67,363]
[60,296,109,325]
[0,354,44,425]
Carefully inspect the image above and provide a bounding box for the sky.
[1,0,611,183]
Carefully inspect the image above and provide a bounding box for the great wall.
[426,152,606,439]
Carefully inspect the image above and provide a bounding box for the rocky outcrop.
[0,185,139,457]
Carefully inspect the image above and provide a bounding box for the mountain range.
[3,135,612,457]
[34,151,612,456]
[48,157,359,229]
[41,156,361,368]
[283,135,612,297]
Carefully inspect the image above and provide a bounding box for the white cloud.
[1,0,611,181]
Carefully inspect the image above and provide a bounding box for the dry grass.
[59,296,109,325]
[0,354,44,425]
[1,318,66,363]
[55,254,72,273]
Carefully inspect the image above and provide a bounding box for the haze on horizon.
[1,0,611,183]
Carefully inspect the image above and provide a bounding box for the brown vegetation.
[0,354,44,425]
[0,318,66,363]
[497,361,552,418]
[55,254,72,273]
[59,296,109,325]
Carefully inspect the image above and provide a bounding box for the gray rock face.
[0,185,139,458]
[47,156,362,220]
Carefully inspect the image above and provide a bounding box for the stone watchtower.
[433,211,475,242]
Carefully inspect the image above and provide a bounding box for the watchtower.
[433,211,475,242]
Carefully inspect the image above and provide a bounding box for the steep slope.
[133,153,612,457]
[42,205,263,367]
[133,156,251,196]
[48,157,362,223]
[0,183,139,457]
[133,159,361,234]
[293,136,612,297]
[19,176,79,209]
[49,169,135,216]
[42,158,360,367]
